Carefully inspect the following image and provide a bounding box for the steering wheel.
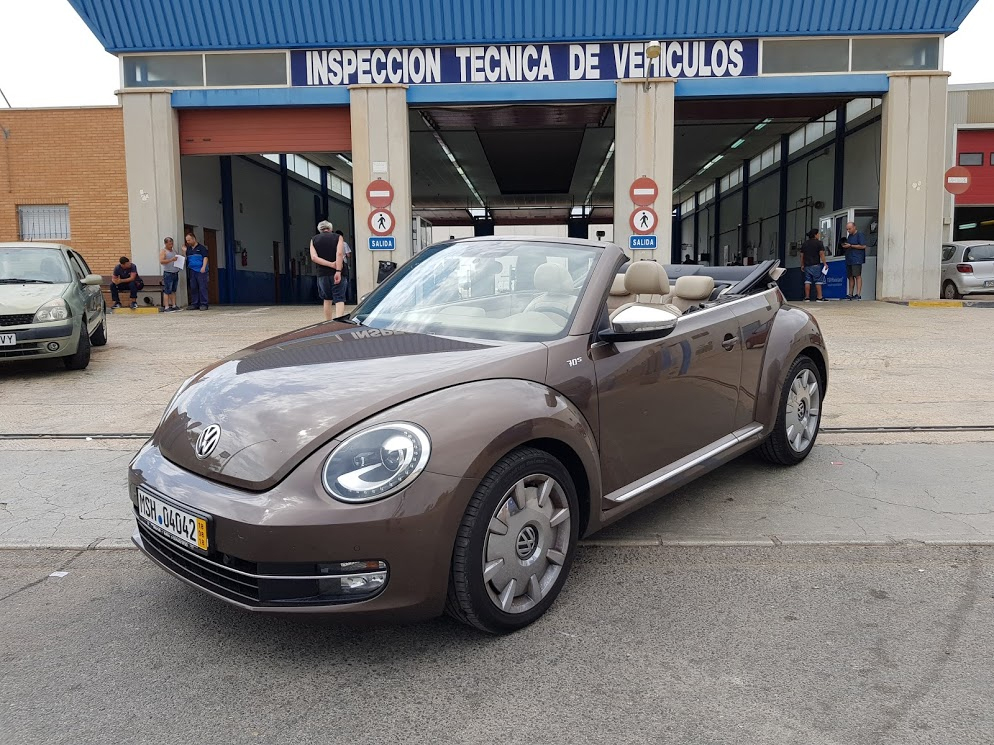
[528,304,571,320]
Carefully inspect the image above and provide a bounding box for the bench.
[100,274,165,309]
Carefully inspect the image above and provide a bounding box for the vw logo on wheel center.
[515,525,538,559]
[195,424,222,459]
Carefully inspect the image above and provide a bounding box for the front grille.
[0,342,45,358]
[0,314,34,327]
[137,523,261,603]
[136,521,388,607]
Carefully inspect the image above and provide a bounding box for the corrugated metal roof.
[69,0,980,53]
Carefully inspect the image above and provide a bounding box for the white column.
[613,78,676,261]
[878,72,950,300]
[119,89,184,302]
[348,85,411,297]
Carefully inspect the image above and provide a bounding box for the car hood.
[0,284,70,315]
[154,322,550,490]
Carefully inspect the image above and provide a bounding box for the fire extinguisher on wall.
[240,249,248,267]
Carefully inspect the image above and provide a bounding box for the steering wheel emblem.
[195,424,222,460]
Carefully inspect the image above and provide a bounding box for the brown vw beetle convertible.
[130,237,827,633]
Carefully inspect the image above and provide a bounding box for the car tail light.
[956,264,974,274]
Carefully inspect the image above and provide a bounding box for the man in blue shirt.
[185,232,210,311]
[842,222,867,300]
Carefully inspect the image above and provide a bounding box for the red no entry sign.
[944,166,972,196]
[630,177,659,207]
[367,179,395,208]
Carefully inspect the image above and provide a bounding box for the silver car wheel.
[483,474,571,615]
[785,368,821,453]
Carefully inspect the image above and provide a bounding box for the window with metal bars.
[18,205,70,241]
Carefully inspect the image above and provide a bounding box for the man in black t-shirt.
[800,229,828,302]
[111,257,140,309]
[309,220,345,320]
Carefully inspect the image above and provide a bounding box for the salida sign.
[293,40,758,87]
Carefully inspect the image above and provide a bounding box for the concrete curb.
[887,299,994,308]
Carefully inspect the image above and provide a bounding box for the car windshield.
[352,240,600,342]
[0,248,71,284]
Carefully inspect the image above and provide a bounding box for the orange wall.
[0,107,130,275]
[179,107,352,155]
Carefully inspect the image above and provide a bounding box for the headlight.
[322,422,431,503]
[34,298,69,323]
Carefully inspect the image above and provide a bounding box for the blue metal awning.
[69,0,981,53]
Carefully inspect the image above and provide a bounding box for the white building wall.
[181,155,224,268]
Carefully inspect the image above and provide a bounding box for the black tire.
[90,311,108,347]
[63,323,91,370]
[758,355,822,466]
[446,447,579,634]
[942,281,961,300]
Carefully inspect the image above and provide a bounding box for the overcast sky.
[1,0,994,108]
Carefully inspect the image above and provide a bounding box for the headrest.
[674,275,715,301]
[609,273,630,296]
[533,262,574,294]
[624,261,670,296]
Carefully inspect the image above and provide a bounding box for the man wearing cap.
[310,220,345,320]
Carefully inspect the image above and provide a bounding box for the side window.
[941,246,956,262]
[71,251,93,275]
[67,253,87,280]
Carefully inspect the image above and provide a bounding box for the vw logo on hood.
[195,424,222,460]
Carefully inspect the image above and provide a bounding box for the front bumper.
[0,321,76,361]
[129,441,471,620]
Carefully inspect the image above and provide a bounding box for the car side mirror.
[600,305,679,343]
[82,274,103,286]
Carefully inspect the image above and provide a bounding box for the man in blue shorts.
[800,228,828,302]
[842,222,868,300]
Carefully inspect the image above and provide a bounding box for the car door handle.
[722,334,739,351]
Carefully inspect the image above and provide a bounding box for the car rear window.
[964,245,994,262]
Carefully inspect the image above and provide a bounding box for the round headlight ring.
[322,422,431,504]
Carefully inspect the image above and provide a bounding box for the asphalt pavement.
[2,545,992,745]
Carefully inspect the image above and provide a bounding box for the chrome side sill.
[606,423,765,504]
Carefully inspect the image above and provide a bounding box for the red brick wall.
[0,107,130,275]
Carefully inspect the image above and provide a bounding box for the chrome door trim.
[605,423,765,504]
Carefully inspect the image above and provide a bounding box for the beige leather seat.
[609,261,672,320]
[524,262,578,317]
[669,275,715,314]
[606,273,631,312]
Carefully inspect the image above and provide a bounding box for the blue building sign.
[292,40,758,87]
[630,235,658,250]
[369,237,396,250]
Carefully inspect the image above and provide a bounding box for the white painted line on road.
[49,571,69,578]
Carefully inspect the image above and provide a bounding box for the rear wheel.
[63,324,91,370]
[758,355,822,466]
[90,310,108,347]
[446,447,579,634]
[942,281,961,300]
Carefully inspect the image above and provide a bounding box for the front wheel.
[446,447,579,634]
[758,355,823,465]
[63,324,91,370]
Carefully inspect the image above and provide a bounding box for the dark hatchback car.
[130,237,827,633]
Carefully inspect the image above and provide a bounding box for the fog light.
[46,342,60,352]
[317,560,388,599]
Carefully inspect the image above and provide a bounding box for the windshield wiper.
[0,278,54,284]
